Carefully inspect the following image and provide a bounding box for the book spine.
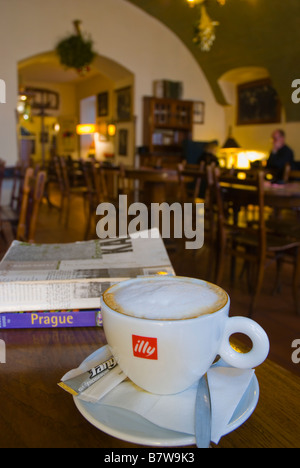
[0,310,103,329]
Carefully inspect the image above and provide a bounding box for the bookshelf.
[143,97,193,158]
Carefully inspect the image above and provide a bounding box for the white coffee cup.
[101,276,269,395]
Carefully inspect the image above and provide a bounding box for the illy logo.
[132,335,158,360]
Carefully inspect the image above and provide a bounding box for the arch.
[218,66,270,106]
[18,50,134,84]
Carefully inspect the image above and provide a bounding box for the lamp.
[76,124,96,135]
[220,127,241,169]
[186,0,226,51]
[76,124,97,159]
[17,90,32,121]
[107,123,116,137]
[222,127,240,150]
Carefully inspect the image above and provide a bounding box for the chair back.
[213,168,266,256]
[57,156,71,192]
[53,156,65,194]
[16,167,47,242]
[177,162,206,203]
[283,163,300,182]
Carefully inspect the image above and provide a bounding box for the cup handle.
[218,316,270,369]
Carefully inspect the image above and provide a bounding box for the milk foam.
[103,278,227,320]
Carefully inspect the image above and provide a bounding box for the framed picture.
[26,87,59,111]
[193,101,205,124]
[118,129,128,156]
[57,116,76,153]
[237,79,281,125]
[115,87,132,121]
[97,92,108,117]
[115,121,135,163]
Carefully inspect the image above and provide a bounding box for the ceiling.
[125,0,300,122]
[19,51,133,86]
[18,1,300,122]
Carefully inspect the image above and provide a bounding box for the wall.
[0,0,225,167]
[220,70,300,160]
[17,80,77,161]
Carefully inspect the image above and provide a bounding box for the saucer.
[73,348,259,447]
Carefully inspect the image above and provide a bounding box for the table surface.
[0,326,299,449]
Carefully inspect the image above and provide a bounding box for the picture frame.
[118,128,128,156]
[26,87,60,111]
[97,92,109,117]
[193,101,205,124]
[115,86,132,122]
[237,79,281,125]
[115,121,135,163]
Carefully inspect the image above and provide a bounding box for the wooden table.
[264,181,300,209]
[0,326,299,449]
[100,165,179,204]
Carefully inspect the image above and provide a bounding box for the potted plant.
[56,20,96,75]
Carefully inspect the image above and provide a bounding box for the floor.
[3,183,300,377]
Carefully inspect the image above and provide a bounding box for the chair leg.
[84,203,94,240]
[215,243,226,285]
[292,248,300,316]
[248,260,265,317]
[273,256,283,295]
[230,254,236,287]
[64,195,71,228]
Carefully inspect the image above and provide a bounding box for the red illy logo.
[132,335,158,360]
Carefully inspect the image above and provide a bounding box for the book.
[0,309,102,329]
[0,228,174,313]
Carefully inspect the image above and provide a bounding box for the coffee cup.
[101,276,269,395]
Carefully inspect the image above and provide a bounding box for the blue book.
[0,309,102,329]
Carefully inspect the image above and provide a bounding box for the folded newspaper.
[0,228,174,312]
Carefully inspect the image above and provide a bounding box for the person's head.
[271,129,286,151]
[204,142,218,155]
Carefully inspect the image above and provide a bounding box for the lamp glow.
[107,124,116,137]
[76,124,96,135]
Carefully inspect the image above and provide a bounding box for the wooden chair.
[177,162,205,203]
[119,164,148,205]
[1,167,47,244]
[92,159,119,204]
[283,163,300,183]
[213,168,300,316]
[54,156,89,228]
[176,163,217,278]
[0,161,25,231]
[81,159,105,239]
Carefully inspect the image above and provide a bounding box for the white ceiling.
[18,51,133,86]
[19,57,101,85]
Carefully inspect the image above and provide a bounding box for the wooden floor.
[3,185,300,377]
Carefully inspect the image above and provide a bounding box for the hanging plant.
[55,20,96,75]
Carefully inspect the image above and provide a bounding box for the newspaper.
[0,228,174,312]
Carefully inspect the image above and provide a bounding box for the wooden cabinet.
[143,97,193,155]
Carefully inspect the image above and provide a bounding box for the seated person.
[197,142,220,198]
[267,129,295,181]
[198,142,220,167]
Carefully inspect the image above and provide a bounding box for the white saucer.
[73,349,259,447]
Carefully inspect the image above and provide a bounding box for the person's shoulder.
[281,144,294,158]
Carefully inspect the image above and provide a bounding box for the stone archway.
[17,50,135,165]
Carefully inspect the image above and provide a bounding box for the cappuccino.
[103,277,228,320]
